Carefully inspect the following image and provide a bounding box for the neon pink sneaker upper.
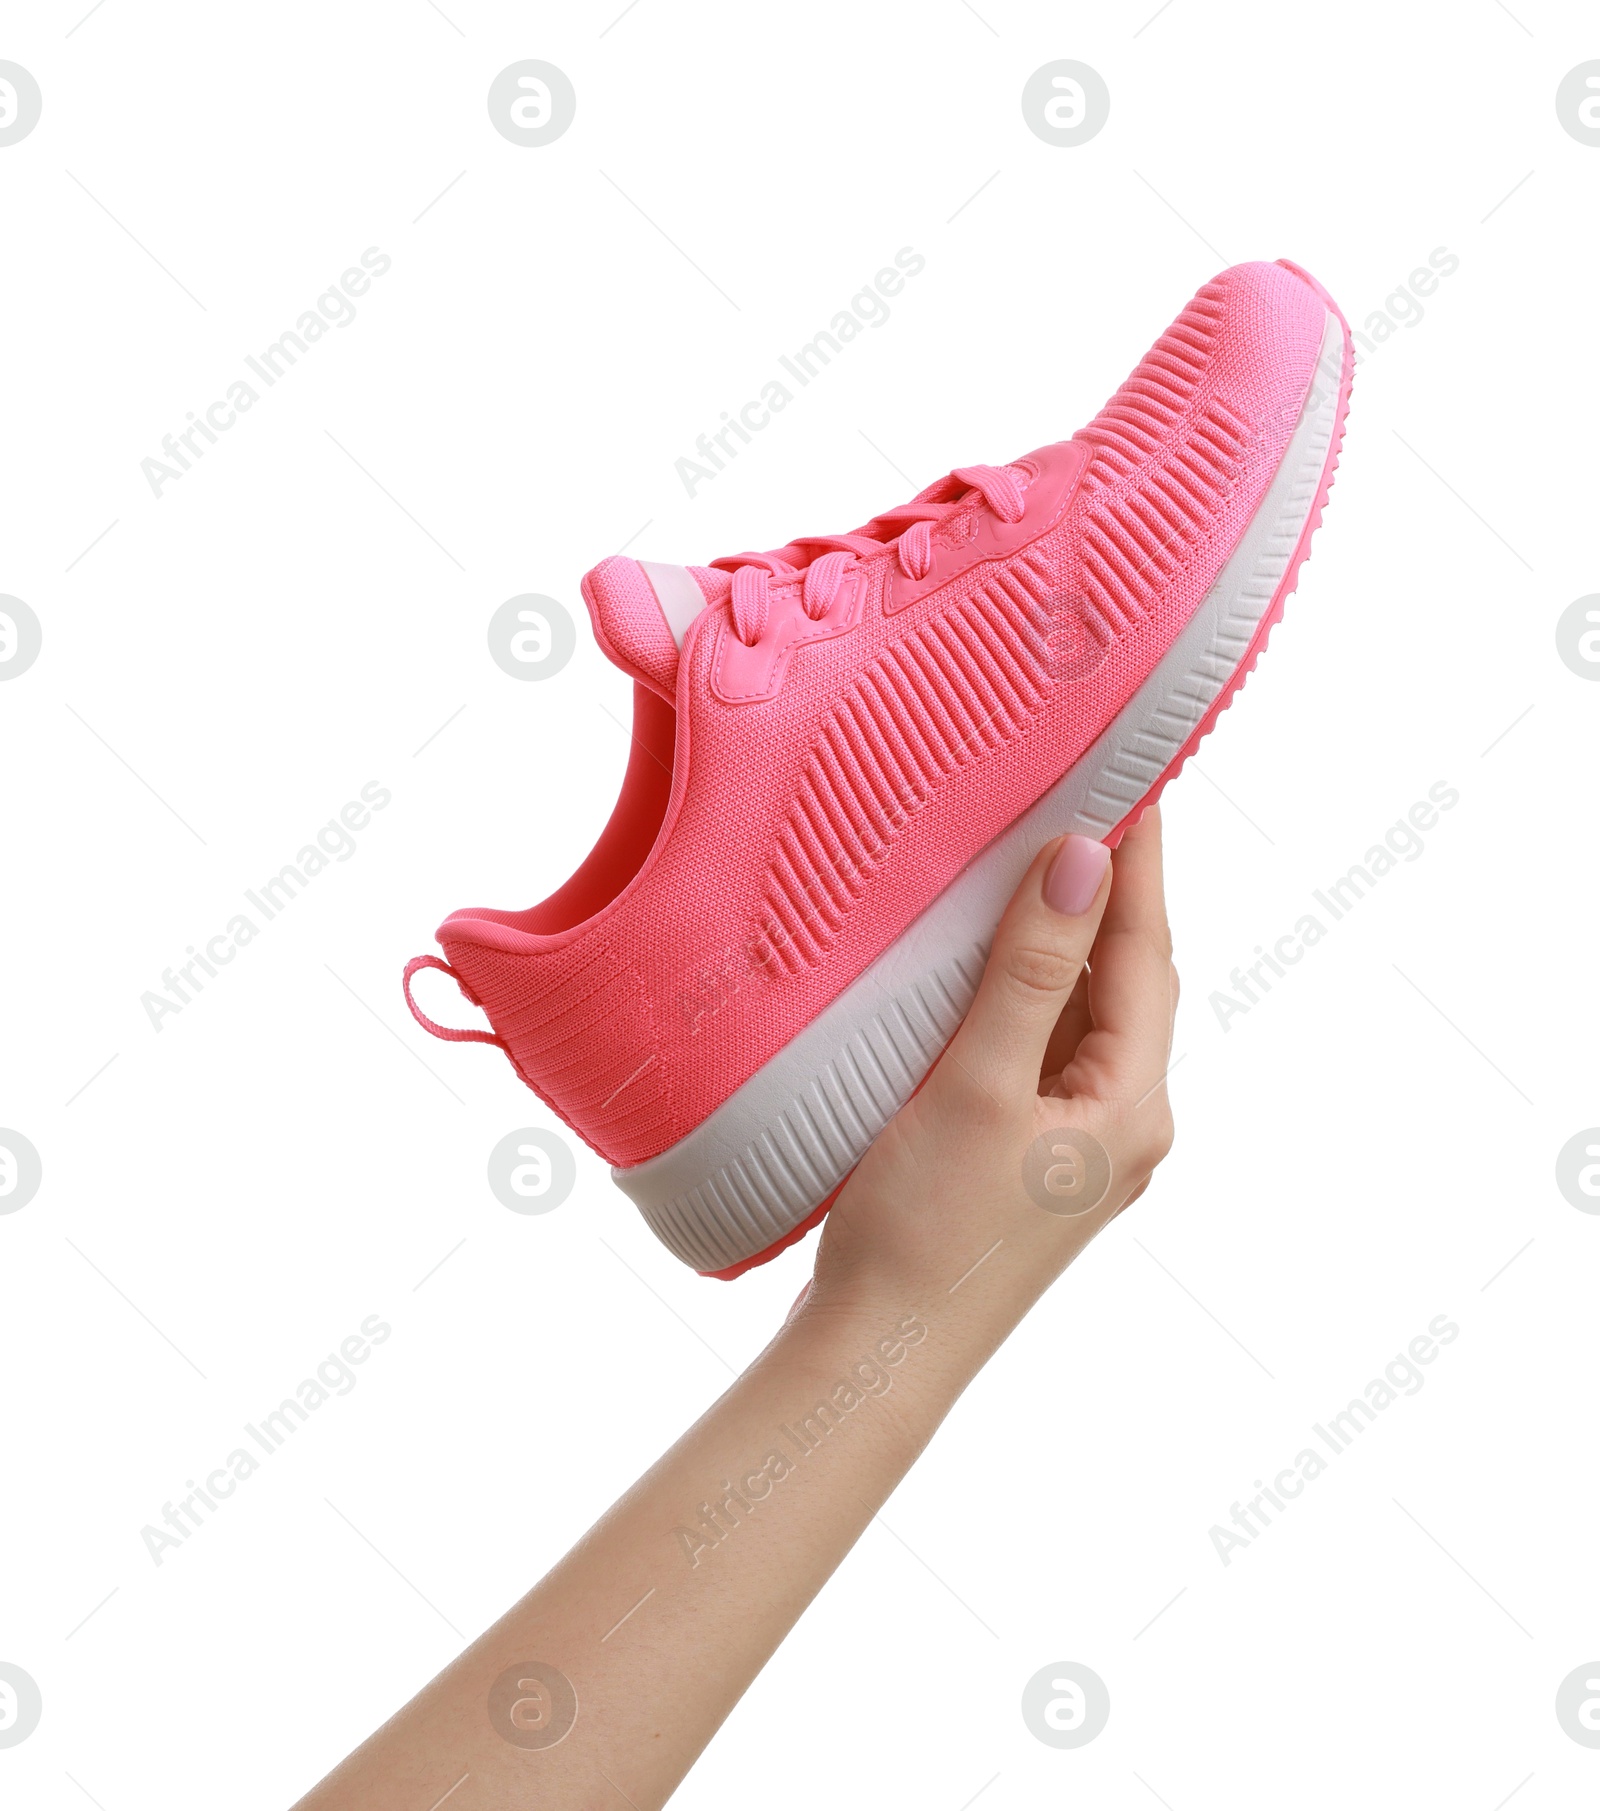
[420,261,1330,1167]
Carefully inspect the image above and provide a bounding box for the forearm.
[293,1285,1002,1810]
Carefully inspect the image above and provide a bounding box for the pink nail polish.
[1043,835,1110,916]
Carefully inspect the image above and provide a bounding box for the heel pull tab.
[402,955,504,1047]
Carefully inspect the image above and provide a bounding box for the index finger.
[1100,806,1171,956]
[1075,808,1177,1097]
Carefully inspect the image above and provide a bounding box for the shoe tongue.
[580,556,729,701]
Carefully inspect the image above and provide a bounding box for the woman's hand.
[294,810,1179,1811]
[811,808,1179,1342]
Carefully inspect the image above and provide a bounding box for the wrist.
[754,1288,948,1453]
[787,1263,1024,1439]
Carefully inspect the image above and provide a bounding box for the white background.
[3,1,1598,1806]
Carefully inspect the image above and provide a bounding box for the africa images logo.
[139,249,392,498]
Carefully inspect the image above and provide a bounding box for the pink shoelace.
[711,463,1027,647]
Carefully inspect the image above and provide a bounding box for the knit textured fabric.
[420,261,1329,1166]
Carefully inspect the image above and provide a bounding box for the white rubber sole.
[614,311,1345,1274]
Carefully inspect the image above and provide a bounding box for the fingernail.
[1043,835,1110,916]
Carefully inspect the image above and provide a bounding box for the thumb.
[941,834,1112,1101]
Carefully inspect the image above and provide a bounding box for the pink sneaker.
[406,259,1353,1276]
